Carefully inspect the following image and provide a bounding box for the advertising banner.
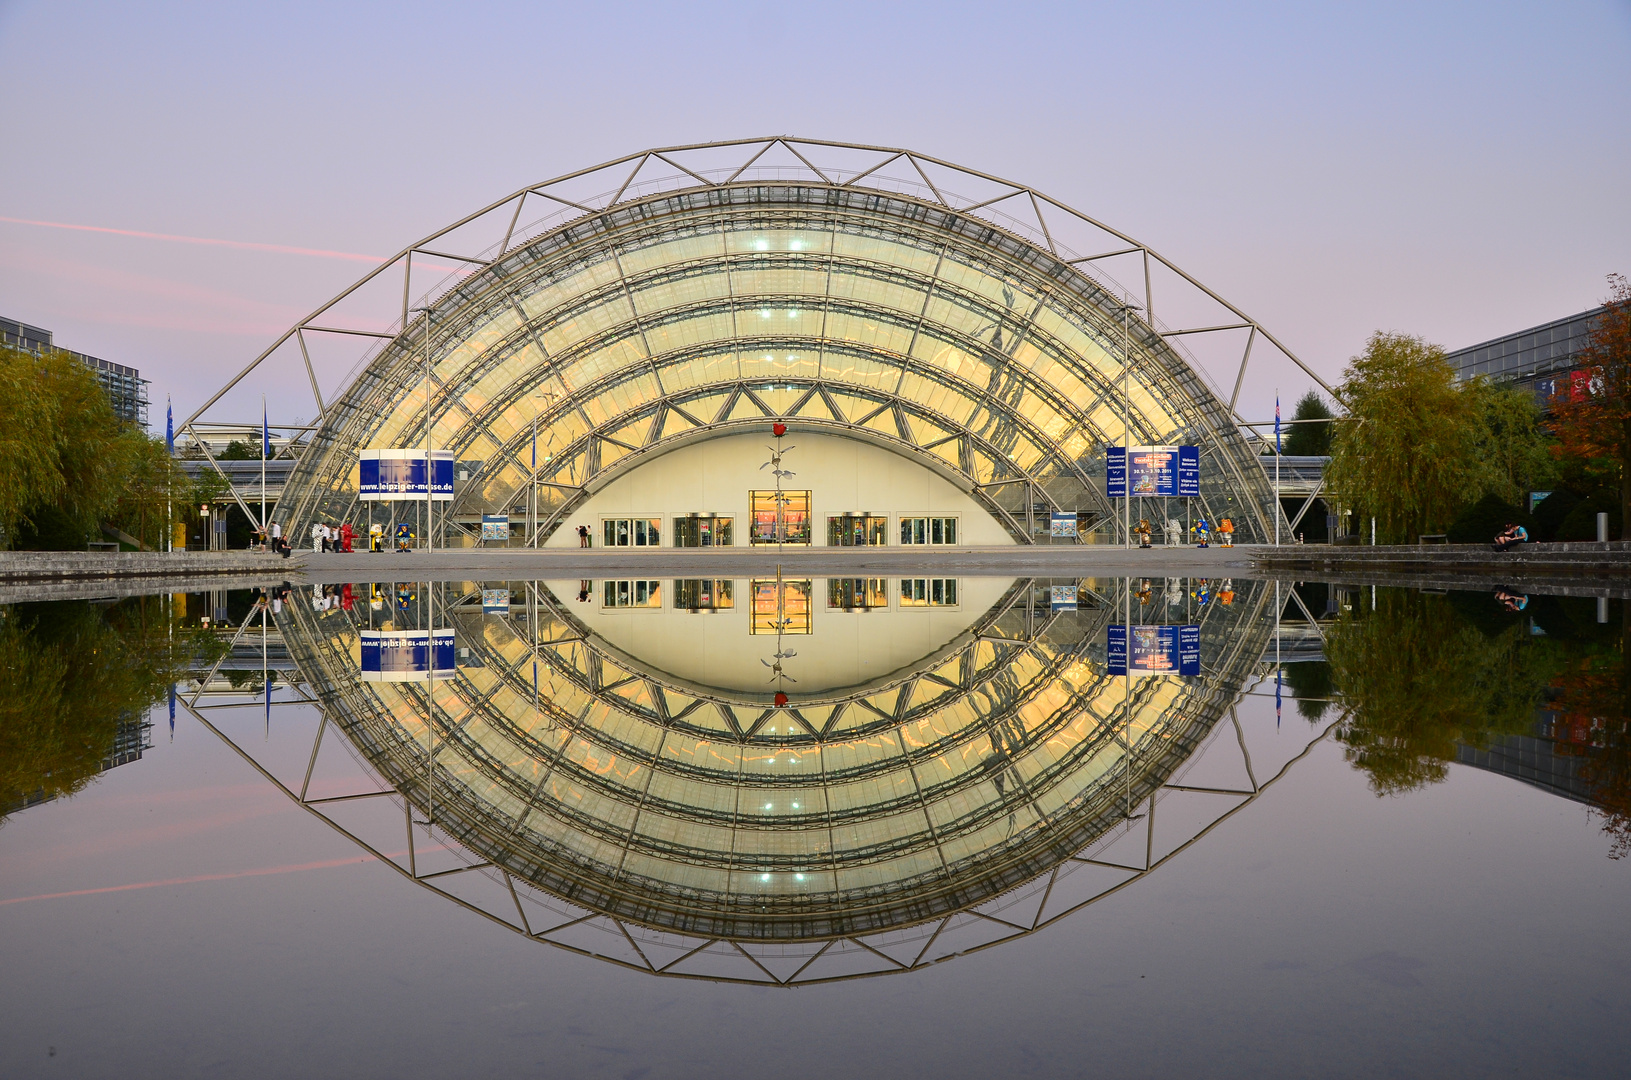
[358,449,455,501]
[1107,624,1201,677]
[481,588,510,614]
[481,514,510,541]
[1106,445,1199,498]
[1049,512,1078,537]
[1050,584,1078,611]
[359,628,455,682]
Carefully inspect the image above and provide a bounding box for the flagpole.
[1274,392,1281,547]
[165,396,173,553]
[260,394,268,545]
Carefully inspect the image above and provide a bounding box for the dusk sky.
[2,0,1627,426]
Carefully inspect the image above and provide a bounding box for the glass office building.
[1446,306,1604,400]
[1,315,150,427]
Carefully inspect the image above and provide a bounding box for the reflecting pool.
[3,578,1630,1077]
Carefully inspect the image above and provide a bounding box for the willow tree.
[1326,333,1490,543]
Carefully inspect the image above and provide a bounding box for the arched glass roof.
[185,140,1324,543]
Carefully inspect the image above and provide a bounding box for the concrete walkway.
[289,544,1257,583]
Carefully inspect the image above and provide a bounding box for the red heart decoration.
[774,691,789,707]
[772,422,787,437]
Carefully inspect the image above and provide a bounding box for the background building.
[1446,306,1603,402]
[1,315,150,427]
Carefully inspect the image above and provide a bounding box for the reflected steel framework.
[179,138,1327,543]
[179,577,1334,984]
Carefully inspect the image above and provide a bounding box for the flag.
[1274,395,1281,454]
[531,424,537,470]
[168,683,176,739]
[1276,668,1282,729]
[165,396,174,454]
[262,400,271,460]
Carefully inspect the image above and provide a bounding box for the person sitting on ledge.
[1494,523,1529,551]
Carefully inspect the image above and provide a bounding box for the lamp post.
[409,306,435,552]
[1116,299,1143,547]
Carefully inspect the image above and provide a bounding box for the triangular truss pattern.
[179,618,1338,988]
[181,137,1334,526]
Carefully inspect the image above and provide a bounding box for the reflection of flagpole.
[1274,393,1281,547]
[1275,579,1282,728]
[261,395,268,539]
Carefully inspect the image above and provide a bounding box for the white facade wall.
[546,432,1014,548]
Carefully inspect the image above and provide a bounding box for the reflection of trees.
[1326,591,1551,795]
[1541,607,1631,858]
[0,599,205,821]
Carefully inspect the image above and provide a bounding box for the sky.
[2,0,1628,428]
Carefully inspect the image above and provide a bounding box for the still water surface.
[2,577,1628,1078]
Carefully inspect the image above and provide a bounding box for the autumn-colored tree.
[1547,274,1631,524]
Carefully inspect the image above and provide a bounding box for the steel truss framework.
[180,138,1326,544]
[178,577,1332,984]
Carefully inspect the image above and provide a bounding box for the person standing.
[577,524,590,548]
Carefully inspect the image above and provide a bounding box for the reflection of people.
[1218,579,1236,605]
[1494,588,1529,612]
[577,579,592,603]
[1136,579,1153,605]
[1494,523,1529,551]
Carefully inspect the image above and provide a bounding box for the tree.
[0,342,198,550]
[1547,274,1631,525]
[1468,378,1557,505]
[1282,390,1334,456]
[1326,333,1489,543]
[1326,589,1553,795]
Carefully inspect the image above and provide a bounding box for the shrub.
[1556,493,1623,542]
[1446,493,1536,545]
[1532,488,1582,542]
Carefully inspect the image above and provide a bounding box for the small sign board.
[481,514,510,541]
[1050,584,1078,611]
[1049,512,1078,537]
[481,588,510,614]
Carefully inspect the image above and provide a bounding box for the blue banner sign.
[1107,624,1201,676]
[481,514,510,541]
[1106,445,1200,498]
[359,449,455,501]
[360,628,456,681]
[1049,512,1078,537]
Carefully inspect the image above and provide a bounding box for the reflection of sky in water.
[2,582,1630,1075]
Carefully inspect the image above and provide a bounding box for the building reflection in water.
[181,576,1331,985]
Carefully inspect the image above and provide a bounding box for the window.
[750,579,813,634]
[827,514,888,546]
[899,578,959,607]
[673,515,733,547]
[602,580,662,608]
[674,578,735,611]
[899,516,957,545]
[750,491,812,545]
[603,518,661,547]
[828,578,888,609]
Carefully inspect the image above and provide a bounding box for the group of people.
[258,521,292,557]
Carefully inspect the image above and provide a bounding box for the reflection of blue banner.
[359,450,454,501]
[1050,584,1078,611]
[1107,624,1200,676]
[481,588,509,614]
[1107,445,1199,498]
[360,628,455,681]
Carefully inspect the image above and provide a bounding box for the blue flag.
[262,401,271,460]
[1276,668,1282,729]
[168,683,176,739]
[165,396,174,454]
[1274,395,1281,454]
